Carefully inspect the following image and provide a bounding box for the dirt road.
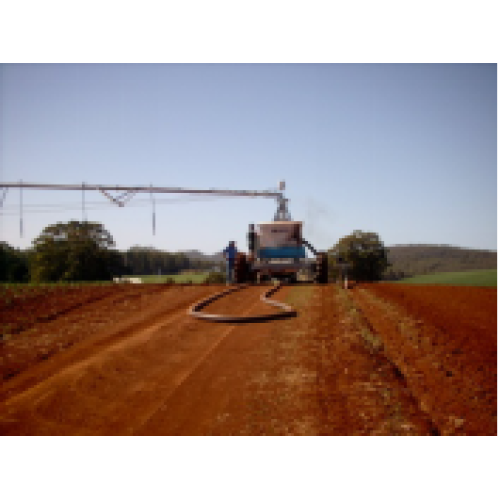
[0,286,284,435]
[0,283,495,435]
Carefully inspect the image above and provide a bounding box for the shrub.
[204,271,226,284]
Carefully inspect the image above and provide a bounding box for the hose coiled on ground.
[188,284,297,323]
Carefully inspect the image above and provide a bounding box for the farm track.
[0,286,280,435]
[0,283,496,435]
[235,285,439,435]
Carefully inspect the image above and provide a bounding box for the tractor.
[234,208,328,284]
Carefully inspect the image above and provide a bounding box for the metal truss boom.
[0,182,283,198]
[0,181,292,221]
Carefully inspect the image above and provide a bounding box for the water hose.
[302,238,318,256]
[188,284,297,323]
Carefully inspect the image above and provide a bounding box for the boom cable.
[82,182,86,221]
[150,185,156,236]
[0,187,8,208]
[19,180,23,237]
[0,194,239,216]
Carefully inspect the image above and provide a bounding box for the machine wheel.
[247,269,258,284]
[314,252,328,284]
[234,253,248,283]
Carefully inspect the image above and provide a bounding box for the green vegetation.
[336,286,383,352]
[329,230,389,282]
[134,272,210,284]
[2,224,221,284]
[30,221,123,282]
[122,246,220,277]
[399,269,497,287]
[0,243,30,283]
[204,271,226,284]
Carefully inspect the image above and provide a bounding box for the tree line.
[0,243,31,282]
[1,221,217,283]
[4,220,492,284]
[3,223,391,284]
[122,246,216,276]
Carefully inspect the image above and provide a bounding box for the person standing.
[223,240,238,284]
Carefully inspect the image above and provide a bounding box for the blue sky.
[0,63,497,254]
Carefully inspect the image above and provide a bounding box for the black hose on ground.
[188,284,297,323]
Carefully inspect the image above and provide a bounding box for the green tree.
[31,221,123,282]
[0,243,30,282]
[329,230,389,282]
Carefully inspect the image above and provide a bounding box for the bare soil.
[0,283,495,435]
[351,284,497,435]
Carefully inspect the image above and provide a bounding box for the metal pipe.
[302,238,318,256]
[0,182,283,200]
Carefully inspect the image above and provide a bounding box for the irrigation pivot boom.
[0,180,328,283]
[0,181,292,221]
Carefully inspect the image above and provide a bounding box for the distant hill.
[385,244,497,279]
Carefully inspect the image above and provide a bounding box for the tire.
[234,253,248,283]
[314,252,328,284]
[247,269,258,284]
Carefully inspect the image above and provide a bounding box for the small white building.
[113,277,143,284]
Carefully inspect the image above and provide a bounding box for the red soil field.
[1,285,118,336]
[351,284,497,435]
[0,284,189,382]
[0,283,496,435]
